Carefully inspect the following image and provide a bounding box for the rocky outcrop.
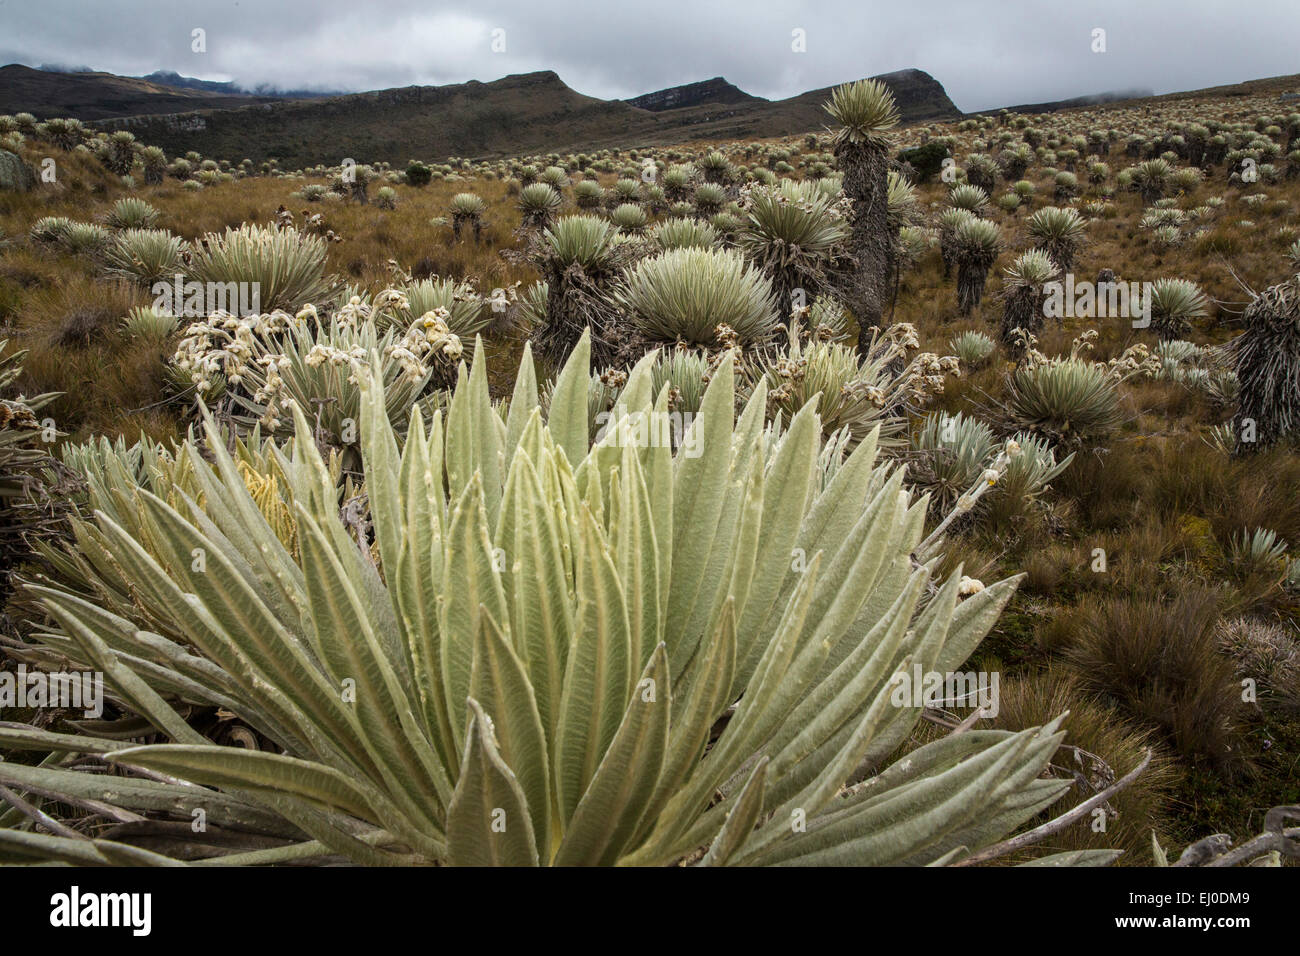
[0,150,35,192]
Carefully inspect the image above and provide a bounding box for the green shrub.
[405,161,433,187]
[897,141,950,182]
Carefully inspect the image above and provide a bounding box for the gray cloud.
[1,0,1297,112]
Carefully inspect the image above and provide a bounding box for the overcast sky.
[1,0,1297,112]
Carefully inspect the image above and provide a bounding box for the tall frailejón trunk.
[837,140,892,357]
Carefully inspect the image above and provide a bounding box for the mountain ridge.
[0,63,274,120]
[81,68,960,166]
[5,61,1296,167]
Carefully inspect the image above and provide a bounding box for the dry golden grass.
[984,665,1184,864]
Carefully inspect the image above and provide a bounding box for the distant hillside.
[140,71,245,96]
[626,77,764,112]
[0,64,273,120]
[87,67,959,166]
[974,73,1300,118]
[974,88,1155,116]
[140,70,340,99]
[1104,72,1300,108]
